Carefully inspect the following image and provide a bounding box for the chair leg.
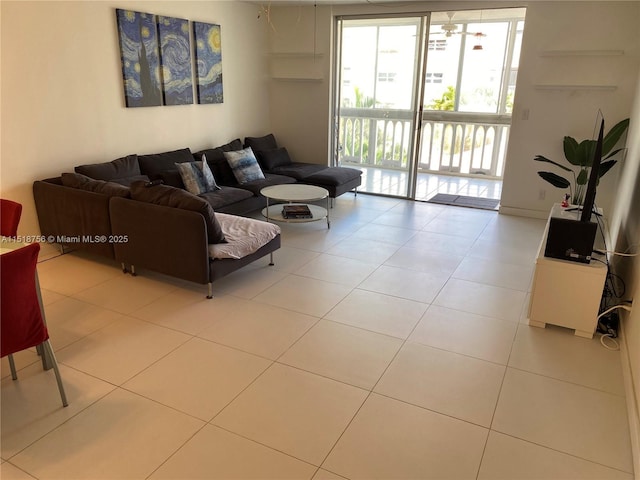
[8,354,17,380]
[41,340,68,407]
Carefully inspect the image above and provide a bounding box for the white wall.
[609,67,640,474]
[501,1,640,218]
[0,0,271,240]
[266,1,640,218]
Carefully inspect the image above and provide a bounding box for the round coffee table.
[261,184,330,229]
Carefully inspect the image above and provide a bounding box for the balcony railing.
[338,108,511,178]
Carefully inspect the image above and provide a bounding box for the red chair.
[1,199,22,237]
[1,243,68,407]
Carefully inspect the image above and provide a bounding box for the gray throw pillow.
[129,181,225,244]
[224,147,265,184]
[175,157,221,195]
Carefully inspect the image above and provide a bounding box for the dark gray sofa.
[32,135,361,293]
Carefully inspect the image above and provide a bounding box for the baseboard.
[619,316,640,478]
[498,205,549,219]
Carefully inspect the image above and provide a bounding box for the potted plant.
[534,118,629,205]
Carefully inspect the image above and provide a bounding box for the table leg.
[326,197,331,229]
[35,270,53,370]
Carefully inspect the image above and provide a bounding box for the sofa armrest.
[109,197,210,285]
[33,179,115,258]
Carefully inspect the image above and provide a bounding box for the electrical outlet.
[538,189,546,200]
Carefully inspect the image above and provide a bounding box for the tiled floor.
[356,168,503,201]
[1,193,634,479]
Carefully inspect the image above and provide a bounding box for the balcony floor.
[357,166,502,204]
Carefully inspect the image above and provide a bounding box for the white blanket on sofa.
[208,213,281,260]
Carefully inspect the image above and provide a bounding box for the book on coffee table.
[282,204,313,219]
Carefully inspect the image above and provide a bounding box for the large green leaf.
[598,159,617,178]
[602,118,630,156]
[533,155,573,172]
[576,168,589,185]
[603,147,625,162]
[577,140,595,167]
[538,171,570,188]
[563,136,579,165]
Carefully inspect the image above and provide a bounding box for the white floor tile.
[149,425,317,479]
[37,253,121,296]
[452,256,534,291]
[213,363,367,465]
[196,296,319,360]
[294,253,379,288]
[403,230,476,256]
[0,462,37,480]
[279,320,403,389]
[43,297,123,351]
[492,368,633,473]
[1,363,115,458]
[72,273,177,314]
[359,265,449,304]
[384,246,464,276]
[478,431,634,480]
[375,342,505,426]
[56,316,191,385]
[326,236,400,264]
[410,305,517,365]
[509,324,626,395]
[10,389,204,479]
[325,289,428,339]
[253,275,351,317]
[323,393,488,479]
[123,337,271,420]
[434,278,526,322]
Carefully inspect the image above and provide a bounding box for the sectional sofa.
[33,134,361,295]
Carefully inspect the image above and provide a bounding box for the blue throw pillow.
[175,157,220,195]
[224,147,265,184]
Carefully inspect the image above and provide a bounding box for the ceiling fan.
[435,12,486,39]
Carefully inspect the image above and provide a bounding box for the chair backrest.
[0,243,49,357]
[1,199,23,237]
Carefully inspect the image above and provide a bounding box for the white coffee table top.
[261,184,329,202]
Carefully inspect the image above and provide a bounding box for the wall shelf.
[271,76,323,82]
[539,49,624,57]
[533,84,617,91]
[270,52,324,58]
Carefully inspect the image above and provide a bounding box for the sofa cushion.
[138,148,193,178]
[175,159,220,195]
[257,147,293,171]
[193,138,243,186]
[270,163,326,180]
[61,173,131,198]
[197,186,254,211]
[130,181,225,244]
[224,148,265,184]
[244,134,278,153]
[157,171,185,189]
[75,154,141,183]
[304,167,362,186]
[233,173,297,196]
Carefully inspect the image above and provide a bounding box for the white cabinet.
[527,205,607,338]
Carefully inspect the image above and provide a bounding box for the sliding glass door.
[334,8,526,199]
[335,17,425,197]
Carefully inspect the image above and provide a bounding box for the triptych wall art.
[115,8,223,107]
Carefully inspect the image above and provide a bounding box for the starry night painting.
[116,9,162,107]
[157,16,193,106]
[193,22,223,104]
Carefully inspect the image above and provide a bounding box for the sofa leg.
[130,265,137,276]
[121,263,128,274]
[206,283,213,299]
[269,252,274,266]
